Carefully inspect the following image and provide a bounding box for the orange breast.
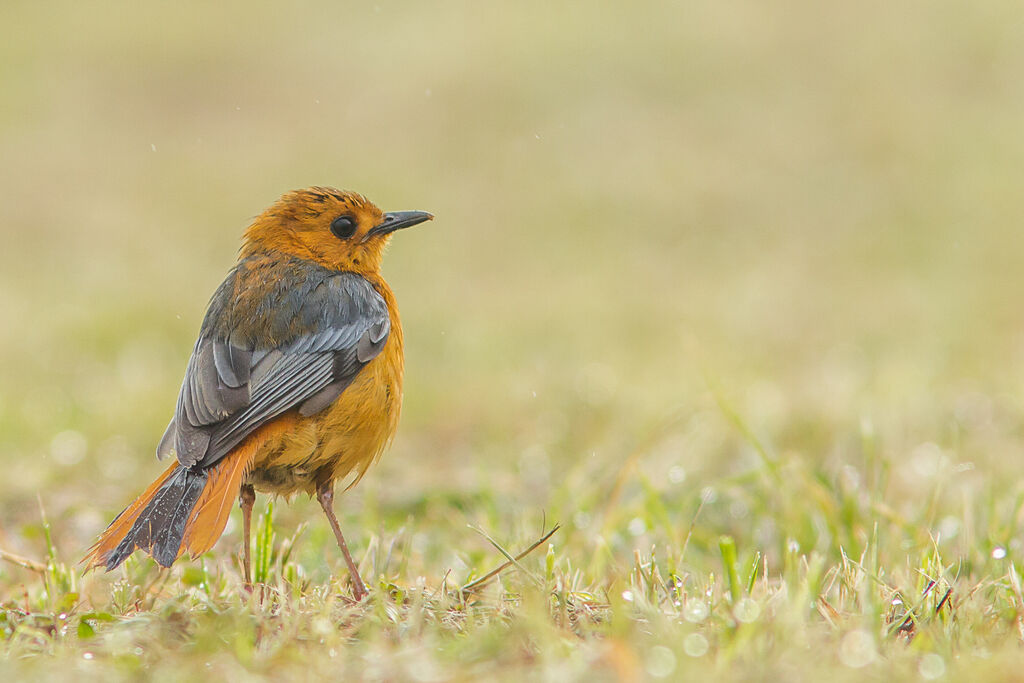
[246,277,404,496]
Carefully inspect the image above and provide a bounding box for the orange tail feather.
[82,462,180,570]
[178,416,296,559]
[82,430,268,571]
[181,445,253,558]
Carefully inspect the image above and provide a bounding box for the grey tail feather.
[103,466,209,571]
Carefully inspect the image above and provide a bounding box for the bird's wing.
[157,270,390,469]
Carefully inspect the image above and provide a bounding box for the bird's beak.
[363,210,433,242]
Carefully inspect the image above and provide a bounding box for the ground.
[2,0,1024,680]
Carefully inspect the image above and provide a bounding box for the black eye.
[330,215,357,239]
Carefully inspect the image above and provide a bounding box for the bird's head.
[241,187,432,273]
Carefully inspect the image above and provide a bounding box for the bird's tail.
[83,445,255,571]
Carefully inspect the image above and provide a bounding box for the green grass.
[6,428,1024,680]
[3,0,1024,679]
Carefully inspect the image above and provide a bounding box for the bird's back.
[245,271,404,496]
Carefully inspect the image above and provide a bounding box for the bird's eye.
[330,216,357,239]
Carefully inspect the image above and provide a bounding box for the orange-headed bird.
[83,187,432,600]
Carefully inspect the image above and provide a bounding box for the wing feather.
[161,265,391,469]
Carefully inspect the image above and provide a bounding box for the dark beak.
[363,210,433,241]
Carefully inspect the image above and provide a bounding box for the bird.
[83,187,432,600]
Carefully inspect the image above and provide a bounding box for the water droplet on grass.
[645,646,676,677]
[733,598,760,623]
[683,633,709,657]
[683,600,708,623]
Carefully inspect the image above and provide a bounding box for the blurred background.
[1,0,1023,577]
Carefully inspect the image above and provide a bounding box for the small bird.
[83,187,432,600]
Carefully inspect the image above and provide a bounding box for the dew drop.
[733,597,760,623]
[683,633,709,657]
[645,646,676,677]
[683,600,709,623]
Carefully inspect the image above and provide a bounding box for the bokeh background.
[2,0,1024,663]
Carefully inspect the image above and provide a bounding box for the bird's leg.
[316,481,368,601]
[239,484,255,589]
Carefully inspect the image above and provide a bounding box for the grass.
[3,0,1024,679]
[7,394,1024,682]
[5,421,1024,681]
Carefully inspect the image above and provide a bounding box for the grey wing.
[157,274,391,469]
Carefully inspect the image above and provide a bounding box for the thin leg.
[239,484,255,588]
[316,481,368,601]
